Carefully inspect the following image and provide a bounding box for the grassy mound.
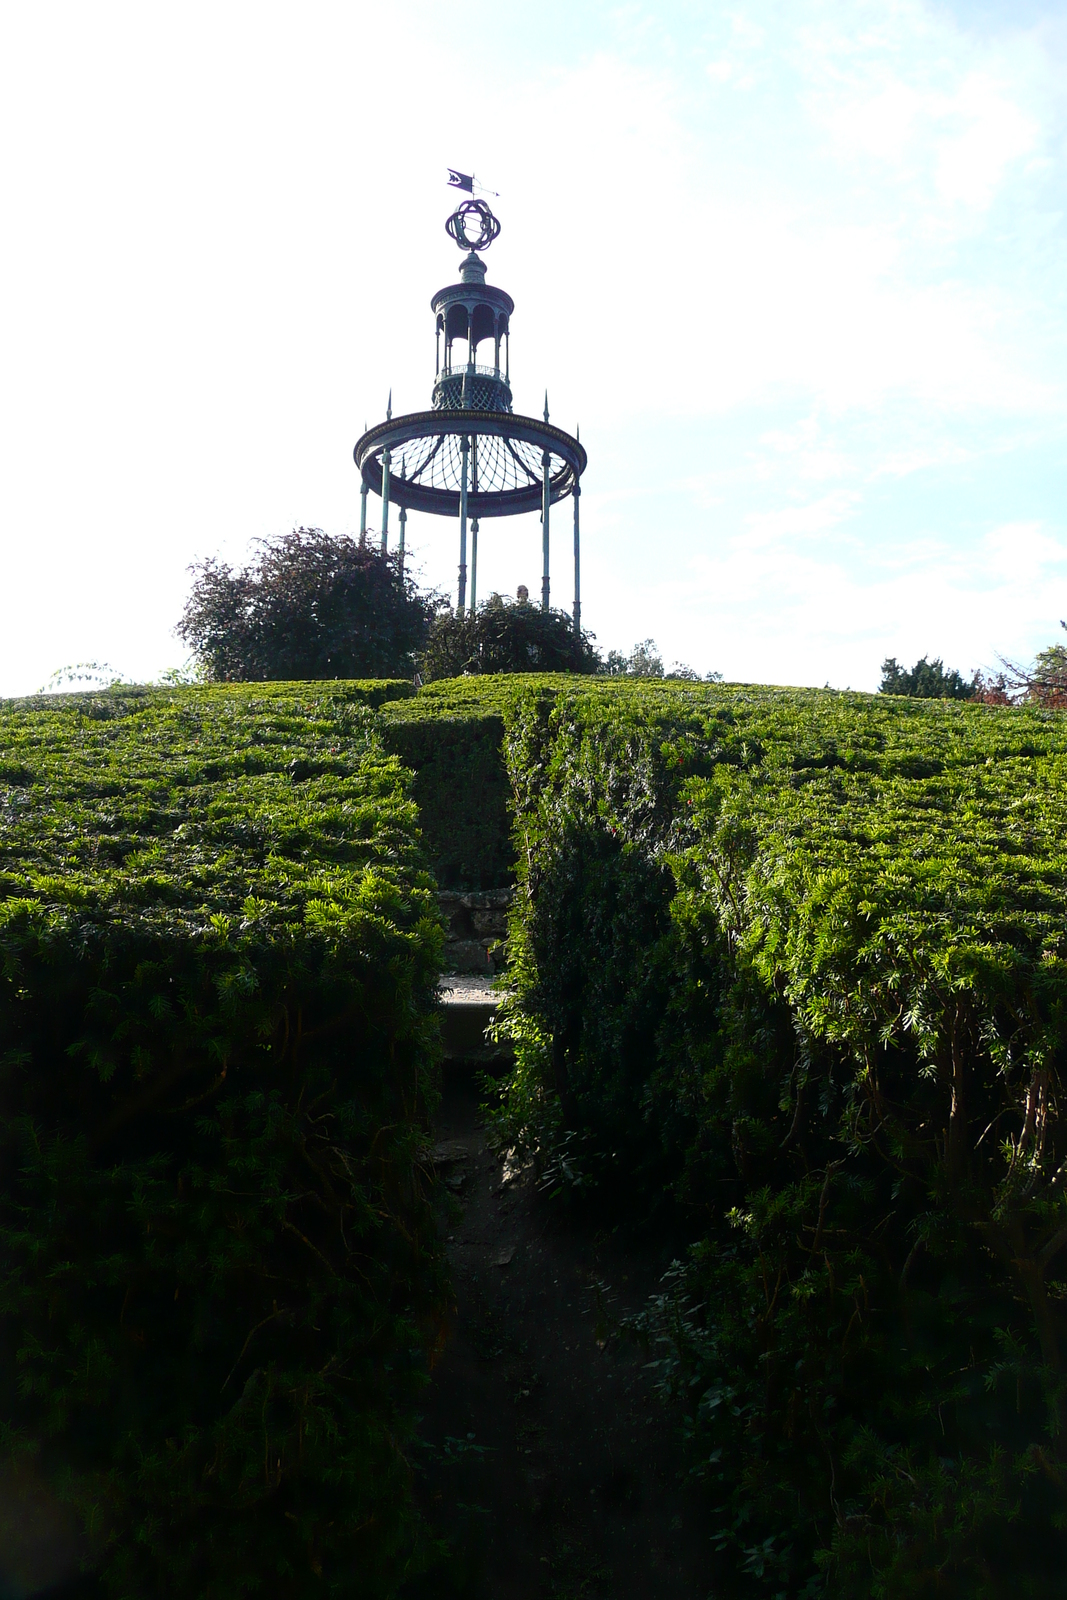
[0,682,444,1598]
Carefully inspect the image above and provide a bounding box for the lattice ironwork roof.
[354,410,585,518]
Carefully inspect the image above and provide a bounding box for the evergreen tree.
[879,654,975,699]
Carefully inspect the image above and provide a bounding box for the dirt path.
[409,1072,718,1599]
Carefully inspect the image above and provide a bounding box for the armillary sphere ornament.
[445,198,501,252]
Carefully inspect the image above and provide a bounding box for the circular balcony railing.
[433,366,513,415]
[354,409,584,519]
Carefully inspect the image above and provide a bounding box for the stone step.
[438,975,512,1066]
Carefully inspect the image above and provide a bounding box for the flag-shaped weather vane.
[447,167,499,198]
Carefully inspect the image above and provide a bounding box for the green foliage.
[177,528,442,682]
[880,655,976,699]
[378,675,589,891]
[1032,642,1067,693]
[1014,623,1067,708]
[600,639,720,681]
[601,638,665,677]
[0,681,446,1597]
[488,678,1067,1596]
[379,677,541,891]
[419,595,599,681]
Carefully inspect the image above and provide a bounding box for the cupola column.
[541,448,551,610]
[458,433,470,615]
[381,446,391,551]
[470,517,479,611]
[541,392,551,610]
[573,480,581,637]
[470,437,479,611]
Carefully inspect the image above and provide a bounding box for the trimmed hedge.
[379,678,525,891]
[0,682,444,1597]
[491,679,1067,1597]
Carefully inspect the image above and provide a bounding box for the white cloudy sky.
[2,0,1067,693]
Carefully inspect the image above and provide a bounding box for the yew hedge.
[0,682,444,1598]
[379,675,566,890]
[492,679,1067,1598]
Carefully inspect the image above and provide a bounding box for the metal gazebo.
[353,199,587,632]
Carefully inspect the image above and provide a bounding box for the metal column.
[541,449,551,610]
[470,519,479,612]
[470,437,479,612]
[572,482,581,637]
[381,447,391,552]
[398,506,407,574]
[359,482,368,544]
[458,434,469,614]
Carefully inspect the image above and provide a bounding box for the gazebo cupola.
[354,197,586,626]
[432,240,514,415]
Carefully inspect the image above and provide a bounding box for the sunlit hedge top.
[0,678,420,929]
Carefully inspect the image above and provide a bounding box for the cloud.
[745,490,861,546]
[981,520,1067,578]
[935,74,1039,207]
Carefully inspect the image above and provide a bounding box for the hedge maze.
[4,672,1067,1596]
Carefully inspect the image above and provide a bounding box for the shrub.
[489,679,1067,1596]
[419,595,599,681]
[177,529,442,682]
[0,682,445,1597]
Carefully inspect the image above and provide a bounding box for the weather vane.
[446,167,499,198]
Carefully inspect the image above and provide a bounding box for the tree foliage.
[996,623,1067,708]
[602,638,665,677]
[879,654,976,699]
[177,528,440,682]
[601,639,719,681]
[419,593,599,680]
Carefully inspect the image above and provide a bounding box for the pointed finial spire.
[576,421,580,442]
[387,389,393,421]
[544,390,549,423]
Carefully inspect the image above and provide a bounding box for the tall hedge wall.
[0,682,444,1598]
[491,679,1067,1598]
[379,677,544,890]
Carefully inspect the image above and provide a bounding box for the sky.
[2,0,1067,694]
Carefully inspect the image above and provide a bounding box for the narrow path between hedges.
[412,1072,718,1600]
